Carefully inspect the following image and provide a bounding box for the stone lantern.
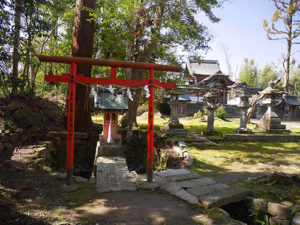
[258,86,289,132]
[164,89,186,134]
[235,88,252,133]
[203,84,219,135]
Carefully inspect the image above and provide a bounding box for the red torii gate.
[37,55,181,185]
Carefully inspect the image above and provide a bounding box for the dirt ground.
[0,144,206,225]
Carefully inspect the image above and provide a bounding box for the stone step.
[270,124,286,129]
[96,156,137,193]
[199,188,251,209]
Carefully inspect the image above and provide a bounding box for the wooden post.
[66,63,76,185]
[147,69,154,182]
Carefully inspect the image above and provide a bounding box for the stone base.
[202,130,218,136]
[259,111,289,133]
[164,129,188,135]
[97,139,123,157]
[164,122,184,130]
[235,127,252,134]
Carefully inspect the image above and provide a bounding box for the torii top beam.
[37,55,181,72]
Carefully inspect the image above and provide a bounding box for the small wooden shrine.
[95,90,128,156]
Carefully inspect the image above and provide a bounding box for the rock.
[270,172,295,185]
[292,212,300,225]
[292,205,300,214]
[269,216,291,225]
[186,183,229,197]
[27,125,41,135]
[1,135,10,142]
[12,109,27,121]
[9,133,19,143]
[281,201,294,207]
[0,143,3,152]
[19,118,36,128]
[4,101,22,116]
[267,202,292,219]
[3,143,14,150]
[75,176,88,182]
[249,198,267,213]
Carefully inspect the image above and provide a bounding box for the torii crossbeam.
[37,55,181,185]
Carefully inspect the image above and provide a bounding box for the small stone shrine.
[235,88,252,133]
[258,84,289,133]
[164,89,187,134]
[95,90,128,156]
[203,84,219,136]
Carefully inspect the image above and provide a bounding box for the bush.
[215,106,226,120]
[194,110,203,118]
[137,103,148,116]
[158,98,171,115]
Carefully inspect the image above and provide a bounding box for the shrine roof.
[284,95,300,106]
[95,92,128,110]
[186,60,221,76]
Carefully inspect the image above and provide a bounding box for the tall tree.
[263,0,300,92]
[239,58,258,88]
[259,63,280,88]
[11,0,22,95]
[95,0,225,138]
[72,0,96,132]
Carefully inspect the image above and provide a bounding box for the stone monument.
[235,88,252,133]
[258,82,289,133]
[203,85,219,136]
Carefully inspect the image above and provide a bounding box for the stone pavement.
[96,157,250,209]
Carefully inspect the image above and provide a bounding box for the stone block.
[268,202,292,219]
[199,188,251,209]
[172,189,199,205]
[186,183,229,197]
[163,172,201,182]
[269,216,291,225]
[176,177,216,188]
[155,168,191,178]
[293,212,300,225]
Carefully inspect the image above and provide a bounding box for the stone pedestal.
[258,95,289,133]
[203,108,217,136]
[236,109,252,133]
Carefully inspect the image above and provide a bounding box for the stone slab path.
[96,157,250,209]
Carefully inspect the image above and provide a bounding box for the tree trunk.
[284,13,293,93]
[72,0,96,132]
[11,0,21,95]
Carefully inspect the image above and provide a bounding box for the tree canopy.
[238,58,258,88]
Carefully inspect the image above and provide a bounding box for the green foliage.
[203,108,208,115]
[137,103,148,116]
[290,64,300,97]
[158,98,171,115]
[194,110,203,118]
[259,63,280,89]
[215,106,226,120]
[239,58,258,88]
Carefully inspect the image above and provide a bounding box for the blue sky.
[200,0,299,80]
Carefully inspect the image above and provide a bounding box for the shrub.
[194,110,203,118]
[158,98,171,115]
[215,106,226,120]
[137,103,148,116]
